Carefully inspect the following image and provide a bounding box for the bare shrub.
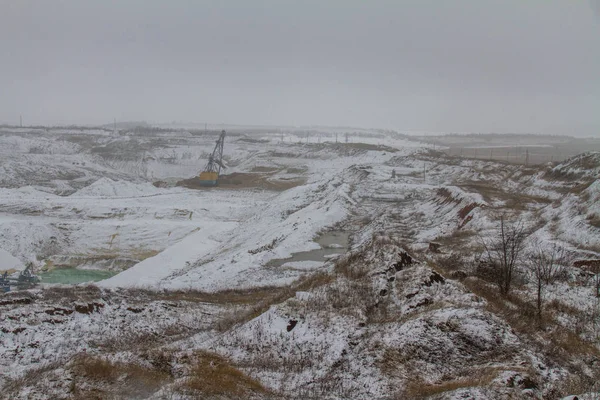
[527,242,569,316]
[480,216,530,296]
[555,376,600,400]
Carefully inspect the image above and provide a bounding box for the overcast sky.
[1,0,599,135]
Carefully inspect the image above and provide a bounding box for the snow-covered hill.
[1,128,599,399]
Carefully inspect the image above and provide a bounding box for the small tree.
[527,241,568,316]
[481,215,529,296]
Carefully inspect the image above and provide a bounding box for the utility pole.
[20,115,22,127]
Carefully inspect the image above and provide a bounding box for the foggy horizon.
[2,1,600,136]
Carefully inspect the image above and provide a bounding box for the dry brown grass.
[547,298,582,316]
[72,354,171,384]
[462,277,543,333]
[429,250,600,383]
[460,276,600,363]
[178,350,268,397]
[458,182,551,210]
[334,251,368,279]
[555,375,600,399]
[215,271,335,332]
[550,329,600,358]
[403,372,496,399]
[457,202,479,219]
[72,355,116,381]
[587,213,600,228]
[41,284,104,304]
[433,229,478,249]
[569,180,595,195]
[2,361,63,397]
[66,353,174,399]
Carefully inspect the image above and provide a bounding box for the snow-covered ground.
[1,126,599,399]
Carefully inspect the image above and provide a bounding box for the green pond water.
[39,268,118,284]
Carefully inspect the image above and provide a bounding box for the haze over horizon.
[2,1,600,136]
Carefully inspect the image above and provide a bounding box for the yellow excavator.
[198,130,226,186]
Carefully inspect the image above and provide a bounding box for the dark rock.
[520,376,538,390]
[393,251,415,271]
[411,298,433,309]
[74,302,104,314]
[424,271,446,287]
[43,318,65,324]
[379,289,388,296]
[0,298,33,306]
[44,307,74,316]
[428,242,441,253]
[287,319,298,332]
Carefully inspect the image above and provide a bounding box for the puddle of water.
[266,231,350,269]
[39,268,118,284]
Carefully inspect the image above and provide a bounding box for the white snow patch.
[0,248,25,271]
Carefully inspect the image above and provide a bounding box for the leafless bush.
[527,241,570,316]
[480,216,530,295]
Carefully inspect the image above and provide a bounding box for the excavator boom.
[198,130,226,186]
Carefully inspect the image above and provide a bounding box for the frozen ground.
[1,126,599,399]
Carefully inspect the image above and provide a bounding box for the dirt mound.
[176,173,304,191]
[549,152,600,179]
